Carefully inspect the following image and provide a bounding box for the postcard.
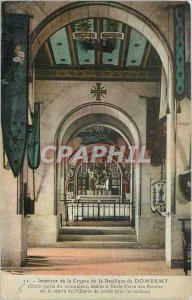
[1,0,191,299]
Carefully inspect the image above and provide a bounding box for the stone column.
[165,63,176,267]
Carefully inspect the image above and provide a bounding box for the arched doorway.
[55,106,141,233]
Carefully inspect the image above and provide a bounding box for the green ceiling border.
[35,67,160,82]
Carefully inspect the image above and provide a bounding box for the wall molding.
[35,67,161,82]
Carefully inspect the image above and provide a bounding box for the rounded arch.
[55,102,141,147]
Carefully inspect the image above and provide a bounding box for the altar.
[76,195,121,204]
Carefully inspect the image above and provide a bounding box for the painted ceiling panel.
[49,27,71,65]
[36,18,161,75]
[102,19,123,65]
[126,29,147,66]
[74,19,95,65]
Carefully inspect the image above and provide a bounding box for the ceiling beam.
[66,24,79,66]
[95,18,102,65]
[142,42,151,68]
[35,67,161,82]
[119,25,131,67]
[44,41,55,66]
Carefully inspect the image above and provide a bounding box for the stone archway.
[54,104,141,233]
[60,124,135,226]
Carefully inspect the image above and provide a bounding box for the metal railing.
[66,202,132,222]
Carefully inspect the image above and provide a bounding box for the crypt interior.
[1,1,191,275]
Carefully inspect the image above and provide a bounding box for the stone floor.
[4,248,184,276]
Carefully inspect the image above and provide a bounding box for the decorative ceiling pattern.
[74,19,95,65]
[35,18,162,81]
[102,19,123,65]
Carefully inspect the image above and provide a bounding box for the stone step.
[58,234,137,242]
[54,241,139,248]
[59,227,136,236]
[66,221,131,227]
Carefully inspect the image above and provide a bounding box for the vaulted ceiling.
[35,18,162,82]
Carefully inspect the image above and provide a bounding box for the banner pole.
[33,169,36,201]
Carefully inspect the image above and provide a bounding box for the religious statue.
[88,163,109,190]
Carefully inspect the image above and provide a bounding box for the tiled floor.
[3,248,184,276]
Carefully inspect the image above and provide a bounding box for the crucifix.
[91,83,107,101]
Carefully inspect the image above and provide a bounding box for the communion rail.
[66,202,132,222]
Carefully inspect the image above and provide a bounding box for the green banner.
[174,6,185,99]
[1,14,30,177]
[28,103,41,170]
